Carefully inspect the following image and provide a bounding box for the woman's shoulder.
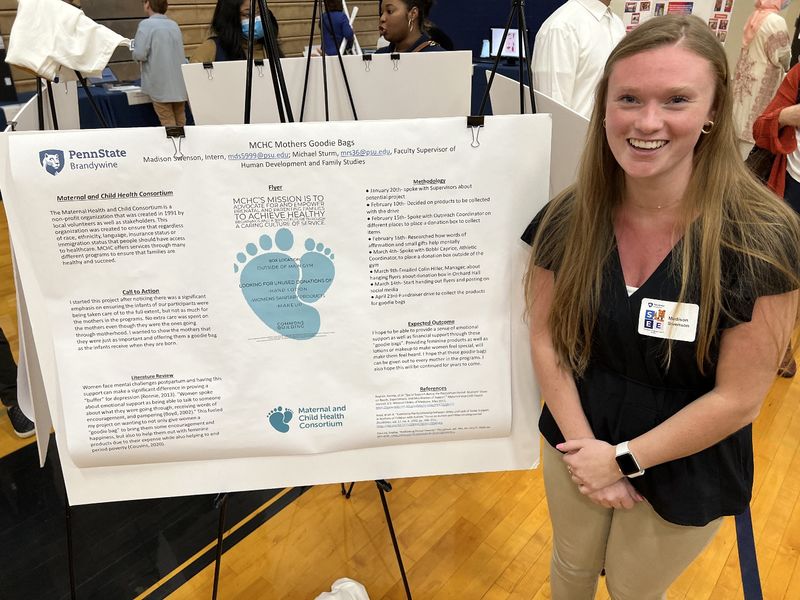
[521,192,575,245]
[189,37,217,63]
[762,12,790,34]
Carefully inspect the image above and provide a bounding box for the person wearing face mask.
[732,0,791,160]
[189,0,283,63]
[375,0,444,53]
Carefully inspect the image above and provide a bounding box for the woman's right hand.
[778,104,800,128]
[586,478,644,510]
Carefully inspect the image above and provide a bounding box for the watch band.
[615,441,645,478]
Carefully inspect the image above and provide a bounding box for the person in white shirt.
[532,0,625,118]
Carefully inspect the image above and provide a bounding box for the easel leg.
[478,0,535,117]
[74,71,109,128]
[340,481,355,499]
[45,80,60,130]
[375,480,412,600]
[64,499,77,599]
[35,77,45,131]
[212,493,229,600]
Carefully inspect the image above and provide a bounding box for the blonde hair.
[525,15,800,375]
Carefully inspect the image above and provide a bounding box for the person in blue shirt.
[321,0,354,56]
[132,0,188,126]
[376,0,443,53]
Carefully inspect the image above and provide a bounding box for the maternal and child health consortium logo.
[38,146,127,176]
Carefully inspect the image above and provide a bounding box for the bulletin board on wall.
[621,0,736,44]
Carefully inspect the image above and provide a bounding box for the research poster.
[1,116,549,503]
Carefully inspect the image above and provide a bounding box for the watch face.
[616,452,640,476]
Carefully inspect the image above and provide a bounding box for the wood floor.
[1,200,799,599]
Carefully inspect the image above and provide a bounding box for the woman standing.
[525,15,799,598]
[732,0,791,159]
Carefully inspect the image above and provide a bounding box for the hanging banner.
[0,115,548,503]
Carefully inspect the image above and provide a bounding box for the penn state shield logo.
[39,149,65,176]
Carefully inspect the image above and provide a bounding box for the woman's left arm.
[561,290,798,492]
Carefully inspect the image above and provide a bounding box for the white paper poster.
[0,116,548,504]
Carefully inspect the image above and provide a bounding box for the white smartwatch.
[615,441,645,478]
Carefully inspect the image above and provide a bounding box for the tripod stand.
[244,0,293,124]
[299,0,359,122]
[478,0,535,117]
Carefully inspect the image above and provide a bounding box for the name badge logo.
[638,298,699,342]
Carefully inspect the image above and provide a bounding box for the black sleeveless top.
[523,203,798,526]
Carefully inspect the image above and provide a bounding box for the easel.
[300,0,358,121]
[478,0,535,117]
[212,3,405,598]
[34,77,80,600]
[341,480,413,599]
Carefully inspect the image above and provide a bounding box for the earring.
[602,118,606,128]
[408,18,413,31]
[701,120,714,134]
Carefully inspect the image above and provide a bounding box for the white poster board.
[0,115,548,504]
[3,80,80,133]
[488,73,589,199]
[182,52,473,125]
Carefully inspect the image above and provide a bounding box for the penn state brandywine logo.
[39,149,65,176]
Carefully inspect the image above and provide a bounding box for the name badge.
[638,298,699,342]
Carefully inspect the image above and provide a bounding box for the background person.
[753,62,800,211]
[375,0,443,53]
[190,0,282,63]
[132,0,188,127]
[525,15,800,598]
[320,0,353,56]
[732,0,791,159]
[0,328,33,438]
[532,0,624,119]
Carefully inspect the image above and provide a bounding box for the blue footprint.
[268,406,293,433]
[298,237,335,303]
[235,228,335,340]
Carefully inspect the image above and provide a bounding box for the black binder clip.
[254,59,265,77]
[467,116,484,149]
[165,126,185,158]
[202,61,214,80]
[390,52,400,71]
[362,54,372,72]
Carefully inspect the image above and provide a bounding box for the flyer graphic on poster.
[2,117,549,470]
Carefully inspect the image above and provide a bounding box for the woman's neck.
[623,175,688,214]
[394,29,421,52]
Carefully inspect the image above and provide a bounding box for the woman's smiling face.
[604,44,716,189]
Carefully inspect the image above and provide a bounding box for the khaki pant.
[152,101,186,127]
[542,441,722,599]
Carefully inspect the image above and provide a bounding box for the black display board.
[429,0,563,59]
